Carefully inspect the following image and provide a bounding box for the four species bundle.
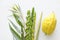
[8,5,57,40]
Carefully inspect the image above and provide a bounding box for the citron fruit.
[42,12,57,35]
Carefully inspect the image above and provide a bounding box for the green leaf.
[9,24,21,40]
[8,19,21,34]
[31,7,36,40]
[13,13,24,27]
[10,10,18,13]
[12,4,20,11]
[25,7,36,40]
[13,11,24,40]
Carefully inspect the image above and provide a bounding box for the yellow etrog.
[42,12,57,35]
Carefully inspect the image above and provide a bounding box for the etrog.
[42,12,57,35]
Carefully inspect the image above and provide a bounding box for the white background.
[0,0,60,40]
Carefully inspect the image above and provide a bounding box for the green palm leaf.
[13,12,24,40]
[9,24,21,40]
[8,19,22,34]
[9,5,25,40]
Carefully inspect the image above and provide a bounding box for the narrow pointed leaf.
[9,24,21,40]
[13,13,24,28]
[13,12,24,40]
[8,19,21,34]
